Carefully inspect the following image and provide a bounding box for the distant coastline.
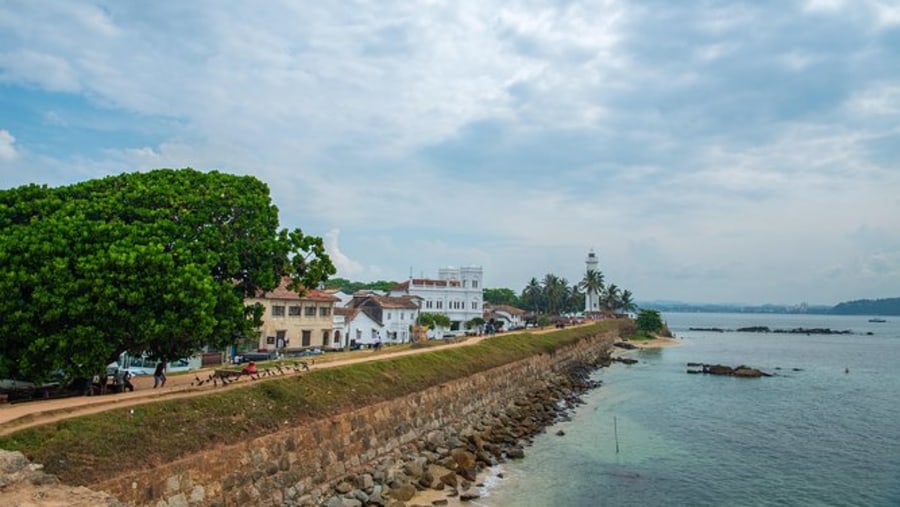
[639,296,900,317]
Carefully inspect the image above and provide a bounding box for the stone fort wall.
[95,333,614,506]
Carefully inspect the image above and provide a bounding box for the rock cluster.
[0,449,125,507]
[318,355,612,507]
[685,363,772,378]
[689,326,853,335]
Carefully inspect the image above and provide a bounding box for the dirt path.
[0,326,578,437]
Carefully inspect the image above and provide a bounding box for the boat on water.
[868,318,887,323]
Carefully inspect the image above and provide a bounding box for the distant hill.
[639,298,900,316]
[637,301,832,314]
[830,297,900,316]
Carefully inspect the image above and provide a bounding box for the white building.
[335,294,421,347]
[584,249,602,314]
[484,304,527,331]
[390,266,483,335]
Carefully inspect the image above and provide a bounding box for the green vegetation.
[483,287,521,306]
[323,278,397,293]
[417,312,452,328]
[635,309,665,336]
[517,270,635,318]
[0,169,334,382]
[831,297,900,316]
[0,322,622,486]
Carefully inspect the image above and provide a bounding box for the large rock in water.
[705,364,734,375]
[734,367,770,378]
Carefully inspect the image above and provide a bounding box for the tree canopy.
[483,287,520,306]
[323,278,396,294]
[635,309,664,335]
[417,312,451,329]
[0,168,334,381]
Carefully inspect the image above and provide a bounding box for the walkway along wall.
[96,332,616,506]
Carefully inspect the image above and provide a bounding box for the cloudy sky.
[2,0,899,305]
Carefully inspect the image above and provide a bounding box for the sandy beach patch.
[629,336,682,348]
[406,465,504,506]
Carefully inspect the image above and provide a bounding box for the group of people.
[90,367,135,395]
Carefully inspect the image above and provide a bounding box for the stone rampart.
[95,333,614,506]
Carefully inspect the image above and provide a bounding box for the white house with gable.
[390,266,483,335]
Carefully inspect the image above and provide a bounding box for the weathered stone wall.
[95,333,613,506]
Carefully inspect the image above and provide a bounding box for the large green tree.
[635,309,664,335]
[483,287,520,306]
[0,168,335,381]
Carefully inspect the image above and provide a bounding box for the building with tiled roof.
[390,266,483,336]
[344,294,421,345]
[246,277,340,351]
[484,303,527,331]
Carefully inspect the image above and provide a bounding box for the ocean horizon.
[474,312,900,506]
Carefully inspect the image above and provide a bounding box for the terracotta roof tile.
[257,276,340,302]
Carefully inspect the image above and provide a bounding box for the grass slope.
[0,322,620,486]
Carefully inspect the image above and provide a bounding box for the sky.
[1,0,899,306]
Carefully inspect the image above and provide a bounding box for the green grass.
[0,322,622,485]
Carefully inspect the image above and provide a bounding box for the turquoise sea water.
[479,313,900,506]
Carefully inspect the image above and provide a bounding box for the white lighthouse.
[584,249,601,313]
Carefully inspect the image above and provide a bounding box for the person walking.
[153,361,167,388]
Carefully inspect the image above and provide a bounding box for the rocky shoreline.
[688,326,855,335]
[315,352,614,507]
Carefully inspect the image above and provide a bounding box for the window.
[266,336,275,345]
[289,306,301,316]
[426,300,433,309]
[301,330,311,346]
[304,306,316,316]
[436,301,443,309]
[322,330,330,344]
[462,280,467,288]
[472,301,478,309]
[272,305,285,317]
[319,307,331,317]
[473,280,478,288]
[387,312,392,320]
[400,312,404,320]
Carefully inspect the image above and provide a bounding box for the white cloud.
[2,1,899,303]
[323,229,365,278]
[847,84,900,115]
[802,0,847,13]
[0,129,18,160]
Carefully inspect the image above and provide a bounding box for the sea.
[476,313,900,507]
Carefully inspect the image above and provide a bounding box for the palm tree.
[579,269,604,313]
[566,283,584,314]
[603,283,621,314]
[522,277,543,313]
[542,273,564,316]
[620,289,637,314]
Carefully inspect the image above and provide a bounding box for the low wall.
[96,333,614,506]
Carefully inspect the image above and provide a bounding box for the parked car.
[285,348,324,358]
[233,351,277,364]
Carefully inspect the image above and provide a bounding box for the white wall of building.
[392,265,484,335]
